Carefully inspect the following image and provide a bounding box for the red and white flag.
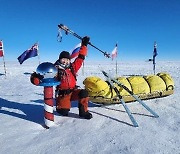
[111,43,118,60]
[0,40,4,57]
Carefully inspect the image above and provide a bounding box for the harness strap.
[57,89,74,96]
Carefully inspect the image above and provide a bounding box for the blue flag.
[153,42,158,74]
[153,42,158,58]
[153,42,158,64]
[18,43,38,64]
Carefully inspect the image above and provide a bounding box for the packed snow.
[0,60,180,154]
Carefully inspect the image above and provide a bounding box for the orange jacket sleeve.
[72,45,87,73]
[79,45,87,56]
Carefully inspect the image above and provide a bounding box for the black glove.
[81,36,90,46]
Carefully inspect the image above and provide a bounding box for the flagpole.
[115,42,118,77]
[116,59,118,77]
[153,54,156,75]
[37,42,40,64]
[38,51,40,64]
[82,62,84,76]
[3,57,7,78]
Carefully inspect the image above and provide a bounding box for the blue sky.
[0,0,180,63]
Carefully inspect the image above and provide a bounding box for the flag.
[153,42,158,65]
[70,43,81,59]
[153,42,158,58]
[0,40,4,57]
[152,41,158,74]
[0,40,7,76]
[17,43,38,64]
[111,43,118,60]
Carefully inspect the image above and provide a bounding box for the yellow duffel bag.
[157,72,174,90]
[83,76,112,98]
[127,76,150,95]
[115,77,132,96]
[144,75,166,93]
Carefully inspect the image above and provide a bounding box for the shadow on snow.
[0,98,99,126]
[0,73,5,76]
[0,97,148,127]
[0,97,44,125]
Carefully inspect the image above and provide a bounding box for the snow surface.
[0,60,180,154]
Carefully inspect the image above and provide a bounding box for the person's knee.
[78,89,88,98]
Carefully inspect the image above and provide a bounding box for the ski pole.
[102,71,159,118]
[58,24,111,58]
[106,76,138,127]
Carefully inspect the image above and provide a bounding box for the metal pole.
[58,24,110,58]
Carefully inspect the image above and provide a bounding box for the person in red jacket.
[54,36,92,119]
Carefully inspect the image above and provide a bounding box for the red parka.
[55,46,87,90]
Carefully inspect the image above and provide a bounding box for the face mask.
[60,63,70,69]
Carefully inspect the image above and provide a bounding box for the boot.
[56,108,69,116]
[78,103,92,119]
